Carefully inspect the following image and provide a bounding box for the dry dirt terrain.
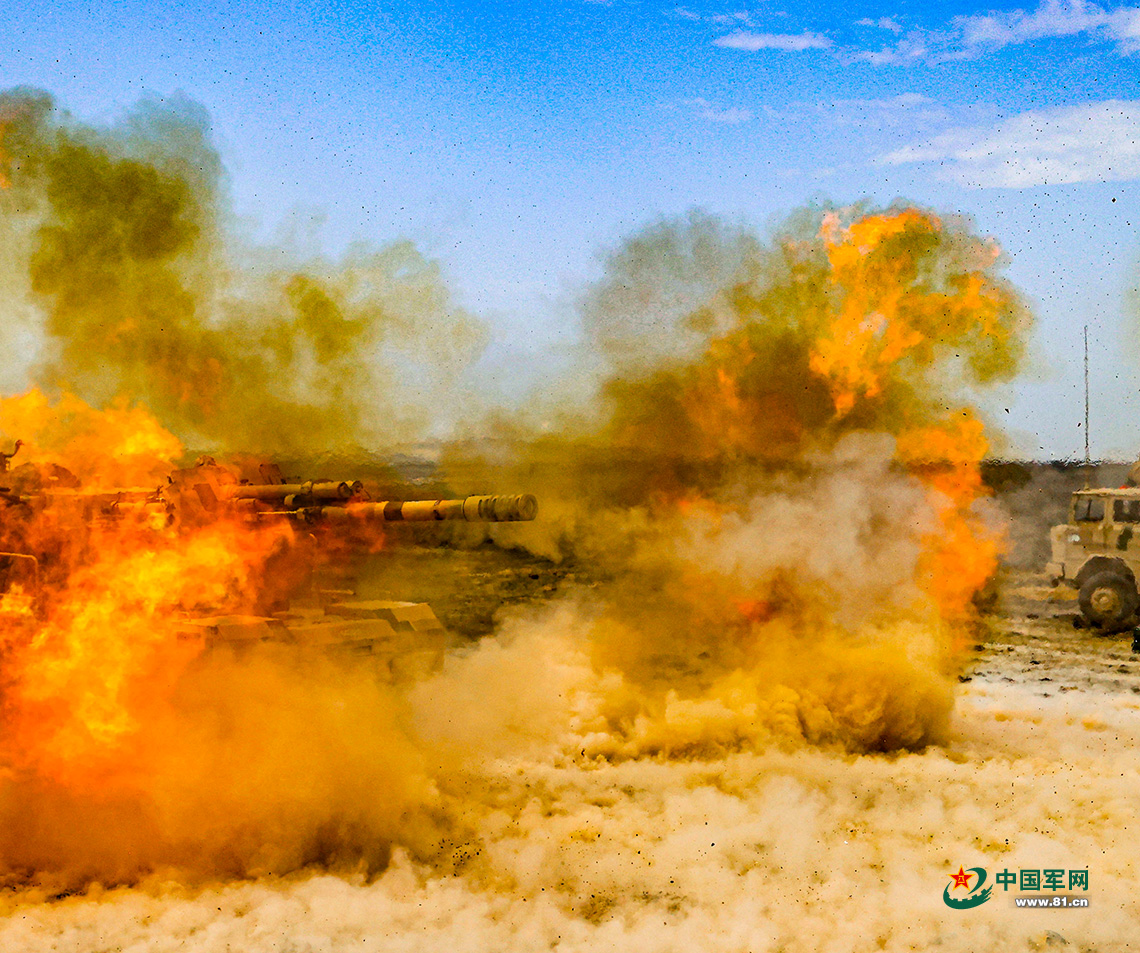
[984,571,1140,699]
[1,545,1137,953]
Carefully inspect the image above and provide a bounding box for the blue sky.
[4,0,1140,458]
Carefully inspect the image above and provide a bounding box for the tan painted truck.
[1047,486,1140,632]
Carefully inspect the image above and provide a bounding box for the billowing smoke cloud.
[0,404,439,886]
[581,209,760,376]
[0,88,486,453]
[585,204,1026,468]
[0,87,496,890]
[0,88,1063,953]
[0,649,434,887]
[450,204,1030,759]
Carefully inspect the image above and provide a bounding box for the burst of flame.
[0,394,300,786]
[655,208,1017,632]
[0,390,183,488]
[4,520,295,782]
[0,203,1024,863]
[0,582,34,617]
[805,210,1008,624]
[683,338,756,456]
[896,413,1001,623]
[810,209,1006,416]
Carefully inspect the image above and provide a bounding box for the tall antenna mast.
[1084,324,1091,465]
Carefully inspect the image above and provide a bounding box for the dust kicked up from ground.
[0,553,1136,953]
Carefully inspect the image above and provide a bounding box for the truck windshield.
[1074,497,1105,522]
[1115,499,1140,523]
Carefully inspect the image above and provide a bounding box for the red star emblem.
[949,866,973,890]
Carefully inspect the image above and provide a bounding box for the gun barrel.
[317,494,538,523]
[229,481,358,503]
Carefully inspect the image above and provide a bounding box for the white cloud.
[856,16,904,33]
[834,92,933,110]
[705,0,1139,62]
[681,98,754,124]
[714,30,832,51]
[882,101,1140,187]
[709,11,756,26]
[955,0,1140,53]
[850,43,926,65]
[821,93,950,129]
[856,0,1140,63]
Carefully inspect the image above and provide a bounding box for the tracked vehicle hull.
[177,599,449,679]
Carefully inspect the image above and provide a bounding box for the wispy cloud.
[856,0,1140,63]
[955,0,1140,53]
[881,101,1140,187]
[820,93,950,129]
[710,11,757,26]
[702,1,1140,63]
[714,30,832,51]
[855,17,904,34]
[681,98,754,124]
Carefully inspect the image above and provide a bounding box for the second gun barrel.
[318,494,537,523]
[229,481,359,502]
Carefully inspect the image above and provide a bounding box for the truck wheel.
[1078,571,1139,632]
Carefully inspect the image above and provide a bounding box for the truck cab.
[1048,487,1140,631]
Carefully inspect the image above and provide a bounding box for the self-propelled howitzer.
[157,460,539,674]
[1,455,539,676]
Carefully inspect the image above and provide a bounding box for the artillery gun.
[0,454,538,677]
[158,457,536,526]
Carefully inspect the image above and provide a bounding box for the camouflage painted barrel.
[317,494,538,522]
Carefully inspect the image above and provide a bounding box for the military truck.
[1047,486,1140,632]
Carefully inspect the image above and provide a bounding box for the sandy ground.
[0,554,1138,953]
